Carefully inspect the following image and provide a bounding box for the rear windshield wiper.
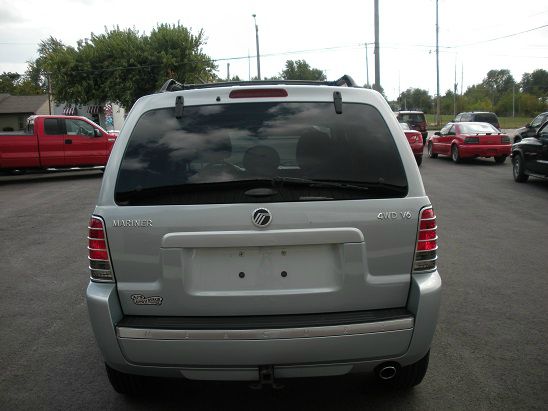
[272,177,371,192]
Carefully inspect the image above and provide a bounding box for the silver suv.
[86,76,441,394]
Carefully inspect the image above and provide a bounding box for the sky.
[1,0,547,100]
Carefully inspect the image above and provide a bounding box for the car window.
[399,113,425,123]
[454,114,462,122]
[66,119,95,136]
[459,123,499,134]
[440,124,452,135]
[530,114,544,128]
[473,113,498,124]
[399,122,411,130]
[115,102,408,206]
[44,118,62,135]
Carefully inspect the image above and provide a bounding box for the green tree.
[480,69,515,107]
[32,24,216,110]
[397,88,433,112]
[520,69,548,98]
[280,60,326,81]
[0,71,43,95]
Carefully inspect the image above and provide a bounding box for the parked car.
[87,75,441,395]
[427,122,511,163]
[395,110,428,143]
[511,120,548,182]
[453,111,501,130]
[400,122,424,166]
[512,112,548,144]
[0,115,117,171]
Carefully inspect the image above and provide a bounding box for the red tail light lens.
[229,89,288,98]
[413,206,438,272]
[88,216,114,282]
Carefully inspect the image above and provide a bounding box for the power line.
[454,24,548,47]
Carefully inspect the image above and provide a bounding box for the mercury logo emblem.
[252,208,272,227]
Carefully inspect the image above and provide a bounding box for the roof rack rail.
[158,75,358,93]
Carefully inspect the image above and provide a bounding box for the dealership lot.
[0,153,547,410]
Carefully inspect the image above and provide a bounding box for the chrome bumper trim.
[116,317,414,341]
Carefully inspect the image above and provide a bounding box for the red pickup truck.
[0,115,117,171]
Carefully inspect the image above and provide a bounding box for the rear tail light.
[501,135,510,144]
[413,207,437,272]
[464,136,479,144]
[229,89,288,98]
[88,216,114,282]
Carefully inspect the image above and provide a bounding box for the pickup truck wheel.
[512,154,528,183]
[451,145,461,163]
[494,156,507,164]
[105,364,145,395]
[427,143,437,158]
[376,350,430,390]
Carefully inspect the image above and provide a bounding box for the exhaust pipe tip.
[377,364,398,380]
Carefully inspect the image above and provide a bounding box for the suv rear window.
[115,102,408,206]
[398,113,425,123]
[473,113,498,124]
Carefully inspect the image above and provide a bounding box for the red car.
[427,122,511,163]
[400,122,424,166]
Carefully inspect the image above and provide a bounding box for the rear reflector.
[88,216,114,282]
[413,206,438,273]
[229,89,288,99]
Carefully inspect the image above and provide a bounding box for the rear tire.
[427,143,437,158]
[512,154,528,182]
[494,156,507,164]
[451,145,461,163]
[415,155,423,166]
[376,351,430,389]
[105,364,145,395]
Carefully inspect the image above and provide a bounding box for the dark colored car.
[453,112,500,130]
[511,120,548,182]
[427,122,511,163]
[395,111,427,143]
[512,112,548,144]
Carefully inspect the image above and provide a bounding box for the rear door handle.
[65,139,72,144]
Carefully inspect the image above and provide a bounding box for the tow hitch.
[250,365,284,390]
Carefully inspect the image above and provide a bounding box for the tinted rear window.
[474,113,498,124]
[44,119,62,135]
[399,113,425,123]
[115,102,408,206]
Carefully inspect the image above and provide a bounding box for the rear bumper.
[459,144,511,158]
[86,271,441,380]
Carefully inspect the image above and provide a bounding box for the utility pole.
[454,58,457,116]
[365,43,370,87]
[227,63,230,80]
[435,0,440,125]
[512,83,515,118]
[252,14,261,80]
[374,0,380,92]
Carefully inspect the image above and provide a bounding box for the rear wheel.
[105,364,145,395]
[415,155,423,166]
[451,145,461,163]
[494,156,507,164]
[376,350,430,389]
[512,154,528,182]
[427,143,437,158]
